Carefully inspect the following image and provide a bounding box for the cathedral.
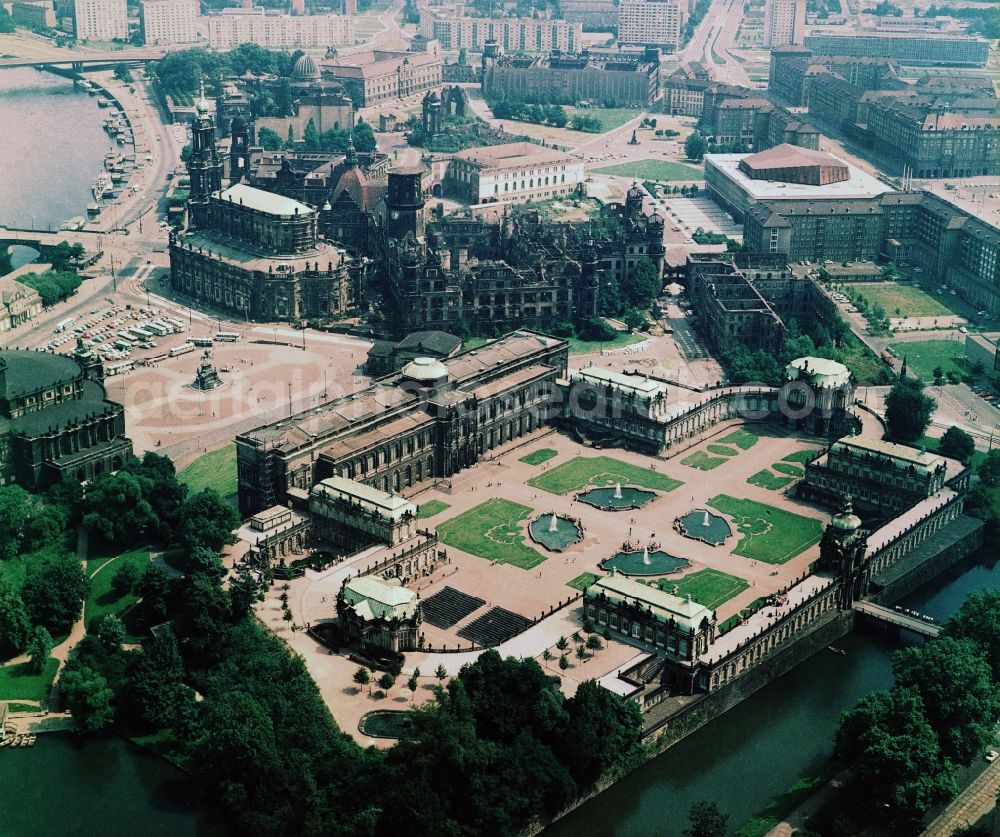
[169,88,362,323]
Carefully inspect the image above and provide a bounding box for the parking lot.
[657,194,743,241]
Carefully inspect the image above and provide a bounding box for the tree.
[586,634,603,651]
[685,800,730,837]
[558,654,569,670]
[892,637,1000,766]
[353,666,370,693]
[556,635,569,651]
[134,564,171,629]
[258,126,283,150]
[97,613,126,651]
[26,625,53,673]
[623,308,645,331]
[542,649,554,664]
[21,552,88,636]
[938,427,975,464]
[113,63,133,83]
[457,47,468,64]
[229,568,259,620]
[977,449,1000,487]
[111,560,142,599]
[60,663,115,732]
[836,686,957,820]
[352,118,377,153]
[946,589,1000,681]
[884,378,936,442]
[0,576,31,659]
[578,317,617,342]
[620,257,662,309]
[435,663,447,683]
[407,674,419,698]
[0,484,32,559]
[575,644,587,663]
[176,489,240,553]
[684,131,708,162]
[121,630,188,729]
[83,472,156,544]
[378,672,396,695]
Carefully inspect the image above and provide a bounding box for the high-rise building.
[763,0,805,48]
[140,0,198,45]
[419,10,581,54]
[73,0,127,41]
[618,0,684,50]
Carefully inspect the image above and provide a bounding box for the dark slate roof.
[367,340,396,358]
[1,350,81,399]
[10,379,119,437]
[395,330,462,356]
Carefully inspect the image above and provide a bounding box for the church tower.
[818,494,869,609]
[385,167,425,241]
[229,115,250,185]
[187,82,224,230]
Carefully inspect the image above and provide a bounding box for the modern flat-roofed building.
[618,0,685,51]
[802,32,989,67]
[420,10,581,54]
[73,0,127,41]
[704,144,891,223]
[204,7,354,48]
[140,0,198,45]
[444,142,584,205]
[763,0,805,47]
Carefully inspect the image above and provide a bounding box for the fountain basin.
[676,509,732,546]
[529,514,584,552]
[600,550,690,577]
[359,710,413,739]
[576,485,656,511]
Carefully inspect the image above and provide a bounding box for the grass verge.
[520,448,558,466]
[0,658,59,703]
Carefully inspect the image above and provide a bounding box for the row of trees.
[18,269,82,307]
[834,589,1000,828]
[151,45,304,102]
[257,117,377,154]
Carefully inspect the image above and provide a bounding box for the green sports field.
[708,495,823,564]
[658,568,749,611]
[527,455,683,495]
[436,498,546,569]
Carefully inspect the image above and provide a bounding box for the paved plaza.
[269,419,838,744]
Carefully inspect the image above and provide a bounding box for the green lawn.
[888,339,966,382]
[85,545,151,628]
[566,331,645,355]
[657,568,749,611]
[682,450,728,471]
[520,448,558,466]
[0,658,59,703]
[566,106,642,131]
[436,499,546,569]
[417,500,450,519]
[747,469,796,491]
[706,444,739,457]
[720,428,759,450]
[782,448,821,464]
[772,462,805,477]
[462,337,491,351]
[849,282,955,319]
[567,572,599,592]
[527,455,683,495]
[178,444,238,500]
[708,495,823,564]
[593,159,702,181]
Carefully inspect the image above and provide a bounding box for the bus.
[214,331,240,342]
[54,317,76,333]
[113,339,133,351]
[146,322,169,336]
[168,343,196,357]
[105,360,135,376]
[130,326,154,339]
[166,317,185,330]
[191,337,213,348]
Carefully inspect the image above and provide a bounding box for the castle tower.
[625,182,644,220]
[229,115,250,185]
[818,494,869,609]
[187,82,224,230]
[421,90,441,136]
[576,237,600,320]
[647,212,665,277]
[386,167,425,241]
[74,336,104,383]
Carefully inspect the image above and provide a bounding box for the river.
[0,67,113,231]
[545,547,1000,837]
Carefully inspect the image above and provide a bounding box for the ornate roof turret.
[830,494,862,534]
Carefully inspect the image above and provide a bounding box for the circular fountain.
[528,513,584,552]
[600,548,690,577]
[576,483,657,511]
[676,508,732,546]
